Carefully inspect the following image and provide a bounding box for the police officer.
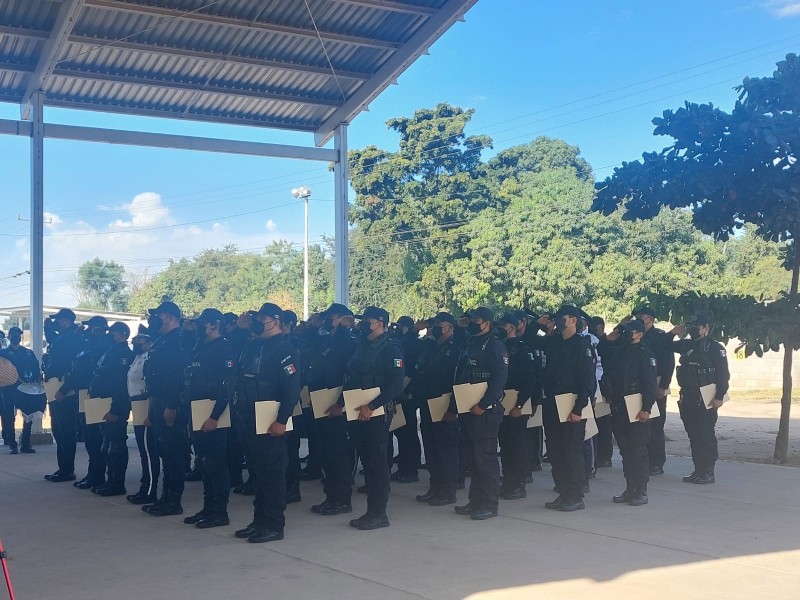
[344,306,404,530]
[281,309,303,504]
[43,308,86,482]
[143,301,190,517]
[299,312,329,482]
[89,322,134,496]
[590,316,614,468]
[390,315,422,483]
[517,310,546,478]
[70,316,113,491]
[233,303,300,543]
[182,309,236,528]
[126,329,160,505]
[633,306,676,476]
[541,305,594,512]
[496,313,538,501]
[413,312,461,506]
[601,320,658,506]
[671,314,730,484]
[454,307,508,521]
[0,327,42,454]
[308,303,358,517]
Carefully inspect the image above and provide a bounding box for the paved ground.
[1,441,799,600]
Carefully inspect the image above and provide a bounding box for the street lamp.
[291,185,311,321]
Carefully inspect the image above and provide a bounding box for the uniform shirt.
[541,333,595,416]
[306,326,357,392]
[643,326,676,390]
[672,338,730,401]
[344,333,405,411]
[454,333,509,410]
[0,344,41,383]
[145,327,189,411]
[64,333,113,392]
[504,336,538,409]
[186,336,236,421]
[600,340,658,412]
[411,337,460,413]
[580,330,603,400]
[127,352,148,400]
[90,341,134,417]
[42,325,85,380]
[236,334,300,425]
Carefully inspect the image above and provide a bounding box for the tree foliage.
[73,258,128,311]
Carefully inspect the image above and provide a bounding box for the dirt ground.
[662,395,800,467]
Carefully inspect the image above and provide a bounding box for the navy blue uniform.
[643,326,676,470]
[0,345,42,451]
[392,330,423,478]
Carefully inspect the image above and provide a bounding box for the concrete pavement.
[1,444,798,600]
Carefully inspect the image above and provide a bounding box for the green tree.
[73,258,128,311]
[593,53,800,463]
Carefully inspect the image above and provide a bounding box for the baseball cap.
[432,311,457,326]
[195,308,224,325]
[468,307,494,322]
[108,321,131,337]
[8,326,23,336]
[496,312,520,326]
[51,308,76,321]
[357,306,390,325]
[691,313,712,326]
[282,310,298,327]
[554,305,582,319]
[256,303,282,320]
[634,305,657,319]
[223,312,238,325]
[322,303,354,318]
[623,319,646,333]
[82,315,109,330]
[148,301,182,319]
[396,316,414,329]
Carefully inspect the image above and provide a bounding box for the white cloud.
[109,192,174,229]
[43,211,62,227]
[266,219,277,232]
[762,1,800,17]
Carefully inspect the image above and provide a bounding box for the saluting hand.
[163,408,176,427]
[358,405,374,422]
[201,418,218,433]
[268,421,287,437]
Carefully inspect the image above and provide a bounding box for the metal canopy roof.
[0,0,477,145]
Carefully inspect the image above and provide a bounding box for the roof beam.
[314,0,477,145]
[20,0,84,120]
[329,0,436,17]
[83,0,401,50]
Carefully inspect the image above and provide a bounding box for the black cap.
[623,319,646,333]
[396,316,414,329]
[589,316,605,328]
[357,306,390,325]
[51,308,76,321]
[468,307,494,322]
[634,305,657,319]
[8,326,23,336]
[322,303,354,318]
[496,312,520,326]
[108,321,131,337]
[148,301,182,319]
[691,313,711,326]
[223,312,238,325]
[256,303,282,320]
[82,316,109,330]
[554,305,582,319]
[433,311,457,326]
[195,308,224,325]
[517,308,539,321]
[282,310,298,327]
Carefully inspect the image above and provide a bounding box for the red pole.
[0,539,16,600]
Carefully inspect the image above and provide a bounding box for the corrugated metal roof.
[0,0,477,144]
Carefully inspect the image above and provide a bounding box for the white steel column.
[29,91,44,361]
[333,123,349,306]
[303,194,309,321]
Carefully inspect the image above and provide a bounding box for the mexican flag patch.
[225,360,234,368]
[393,359,403,368]
[284,364,297,375]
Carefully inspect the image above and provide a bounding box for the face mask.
[689,327,703,340]
[553,318,569,332]
[494,327,508,340]
[250,321,265,336]
[133,344,146,355]
[619,330,633,345]
[147,315,163,332]
[91,327,106,337]
[323,317,335,331]
[9,335,22,346]
[431,325,444,340]
[467,321,483,335]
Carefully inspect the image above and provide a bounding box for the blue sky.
[1,0,799,307]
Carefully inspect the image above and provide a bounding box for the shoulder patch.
[121,358,128,366]
[225,359,234,368]
[502,356,509,365]
[650,358,657,367]
[284,364,297,376]
[393,358,403,368]
[719,349,726,357]
[586,348,592,357]
[528,352,535,361]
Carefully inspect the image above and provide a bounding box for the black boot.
[683,463,701,483]
[628,485,648,506]
[148,494,183,517]
[693,466,715,485]
[285,480,301,504]
[185,467,203,482]
[196,496,230,529]
[183,497,211,525]
[612,489,633,504]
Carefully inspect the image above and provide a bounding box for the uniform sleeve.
[479,339,509,410]
[656,332,676,390]
[515,343,537,407]
[640,349,659,413]
[211,344,236,421]
[109,348,133,417]
[712,343,730,400]
[276,348,301,425]
[370,343,405,410]
[571,340,595,416]
[164,338,190,410]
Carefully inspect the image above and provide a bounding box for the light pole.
[291,185,311,320]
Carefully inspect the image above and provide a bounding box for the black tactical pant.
[320,415,353,506]
[526,425,543,473]
[240,426,288,533]
[152,406,188,502]
[350,413,391,517]
[285,430,301,492]
[611,406,650,490]
[679,394,718,472]
[134,424,160,496]
[393,399,421,476]
[193,427,230,512]
[303,407,323,475]
[498,415,528,489]
[226,423,245,487]
[50,393,79,474]
[647,396,668,468]
[420,410,459,500]
[542,398,587,501]
[1,388,18,449]
[461,408,503,512]
[101,419,129,489]
[596,414,614,463]
[84,418,106,484]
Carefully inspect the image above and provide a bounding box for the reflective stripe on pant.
[134,424,160,496]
